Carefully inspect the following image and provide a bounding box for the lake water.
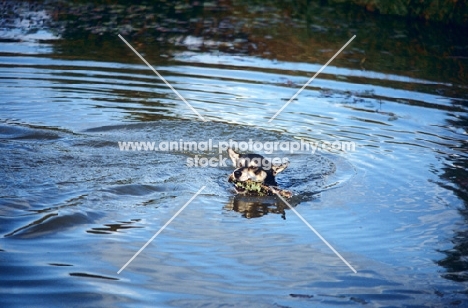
[1,1,468,307]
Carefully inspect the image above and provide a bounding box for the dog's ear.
[271,161,289,175]
[227,148,240,166]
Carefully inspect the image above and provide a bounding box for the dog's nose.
[234,170,242,178]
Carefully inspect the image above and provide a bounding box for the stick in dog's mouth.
[228,174,292,198]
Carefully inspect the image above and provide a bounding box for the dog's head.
[228,148,288,186]
[232,166,269,182]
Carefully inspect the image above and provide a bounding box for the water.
[1,1,468,307]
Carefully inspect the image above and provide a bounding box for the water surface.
[1,1,468,307]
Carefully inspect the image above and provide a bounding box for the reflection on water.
[225,195,288,219]
[1,0,468,306]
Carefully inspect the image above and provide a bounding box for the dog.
[227,148,288,187]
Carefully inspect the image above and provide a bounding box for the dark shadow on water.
[69,272,119,281]
[435,115,468,286]
[4,210,101,239]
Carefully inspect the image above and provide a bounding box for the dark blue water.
[1,1,468,307]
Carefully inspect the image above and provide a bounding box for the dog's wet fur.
[228,148,288,186]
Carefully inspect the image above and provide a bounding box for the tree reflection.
[436,115,468,283]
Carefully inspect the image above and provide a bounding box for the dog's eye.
[254,168,262,175]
